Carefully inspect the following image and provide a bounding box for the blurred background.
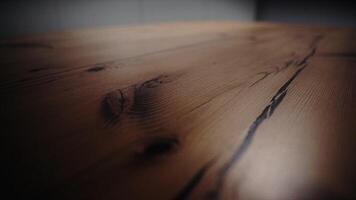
[0,0,355,38]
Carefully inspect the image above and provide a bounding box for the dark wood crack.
[250,57,296,88]
[174,35,323,200]
[173,160,215,200]
[206,36,322,200]
[207,65,307,200]
[187,82,244,114]
[249,71,271,87]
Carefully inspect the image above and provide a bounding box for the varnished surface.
[1,22,356,200]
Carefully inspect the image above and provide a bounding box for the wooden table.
[1,22,356,200]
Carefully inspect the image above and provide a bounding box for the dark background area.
[257,0,356,27]
[0,0,355,38]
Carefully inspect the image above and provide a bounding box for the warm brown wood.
[1,22,356,200]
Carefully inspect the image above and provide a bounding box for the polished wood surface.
[1,22,356,200]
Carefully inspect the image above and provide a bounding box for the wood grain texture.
[1,22,355,200]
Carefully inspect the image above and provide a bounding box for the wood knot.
[135,137,179,158]
[139,75,171,89]
[87,64,106,72]
[101,74,174,125]
[101,87,134,124]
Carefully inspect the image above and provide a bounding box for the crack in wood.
[207,65,308,200]
[249,71,271,87]
[249,57,297,88]
[173,35,323,200]
[187,82,244,114]
[206,37,321,200]
[309,34,324,49]
[174,160,215,200]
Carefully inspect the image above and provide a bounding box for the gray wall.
[256,0,356,27]
[0,0,256,38]
[2,0,354,39]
